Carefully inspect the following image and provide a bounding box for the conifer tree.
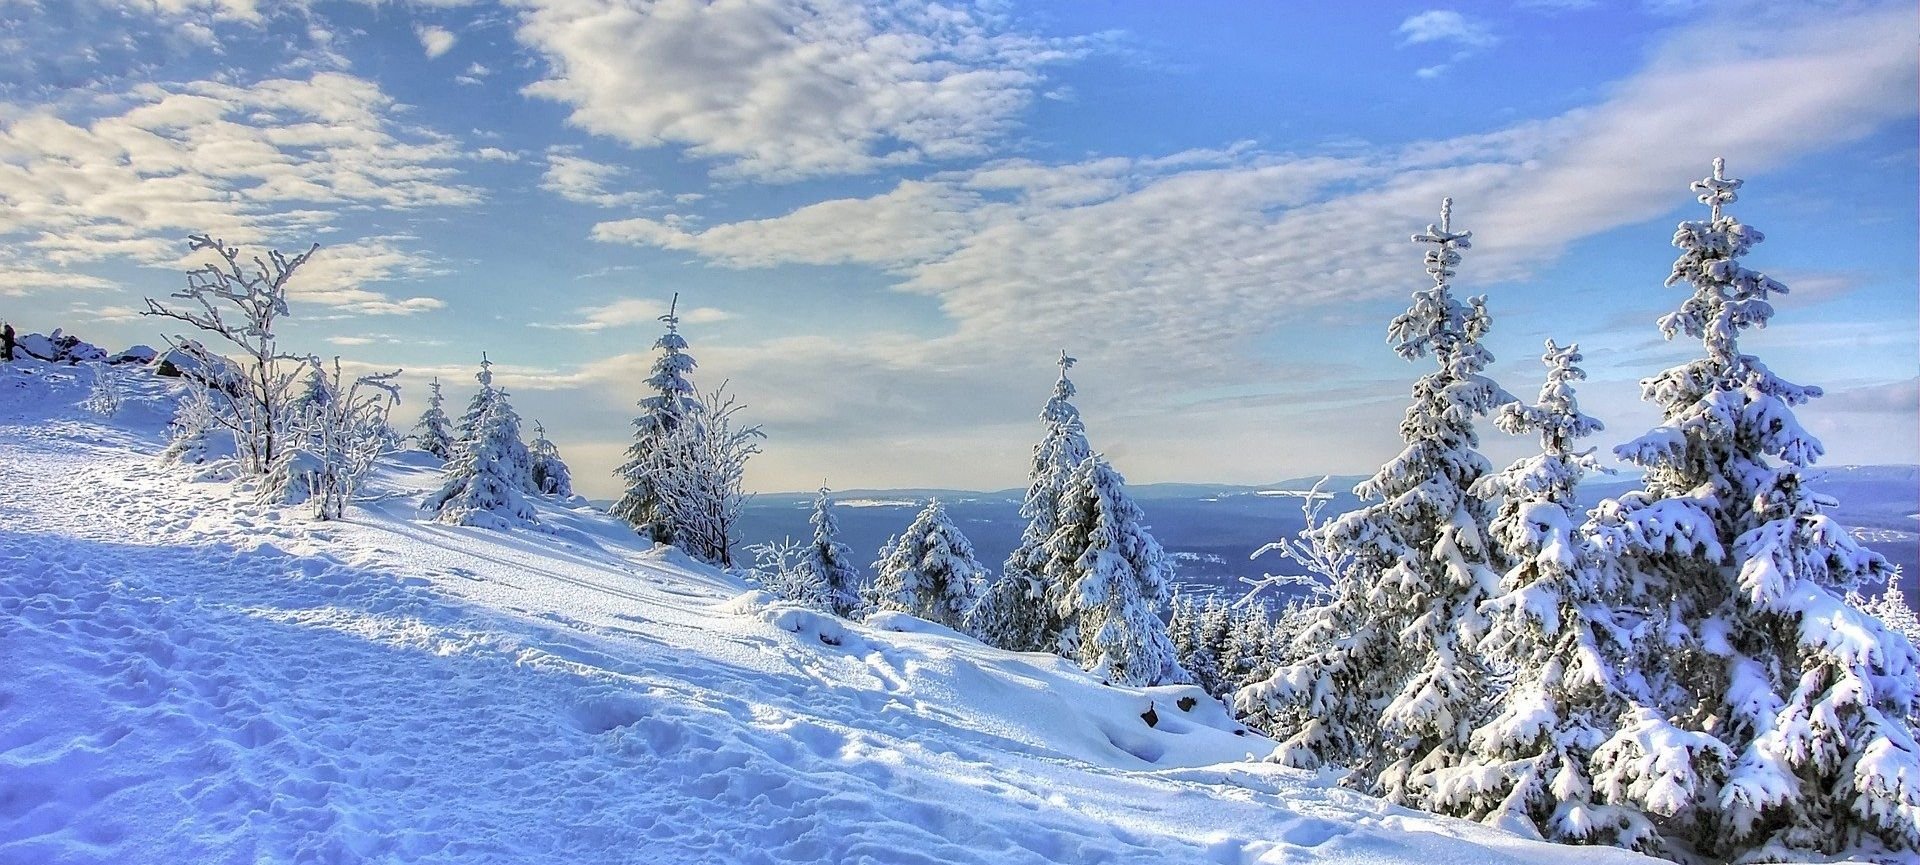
[1428,340,1661,846]
[1860,583,1920,646]
[1237,199,1509,805]
[870,500,985,631]
[1045,455,1187,687]
[528,420,574,498]
[612,294,701,545]
[974,350,1091,653]
[806,485,863,617]
[455,353,499,444]
[410,377,454,460]
[423,357,537,529]
[1587,160,1918,861]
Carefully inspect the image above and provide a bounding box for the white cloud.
[539,152,657,207]
[0,72,476,311]
[534,297,731,332]
[416,24,458,59]
[471,146,521,162]
[281,236,449,316]
[1397,10,1498,49]
[509,0,1088,180]
[589,5,1918,402]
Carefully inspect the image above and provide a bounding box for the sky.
[1,0,1915,498]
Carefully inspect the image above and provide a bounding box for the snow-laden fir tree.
[806,485,863,617]
[422,358,537,529]
[411,377,454,459]
[1425,339,1671,846]
[528,420,574,498]
[1220,604,1277,694]
[1586,159,1918,861]
[1045,455,1188,687]
[455,353,499,444]
[869,500,985,631]
[612,295,702,546]
[973,350,1091,653]
[1237,199,1509,805]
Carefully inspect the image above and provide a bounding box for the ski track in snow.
[0,363,1659,865]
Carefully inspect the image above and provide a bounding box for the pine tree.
[1861,583,1920,646]
[455,353,499,444]
[1587,159,1919,861]
[1236,199,1509,805]
[1427,340,1663,846]
[975,350,1092,653]
[423,358,537,530]
[528,420,574,498]
[612,295,702,547]
[410,377,454,459]
[1045,455,1187,687]
[1198,596,1237,697]
[805,486,864,618]
[870,500,985,631]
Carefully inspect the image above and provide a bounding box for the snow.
[0,359,1662,865]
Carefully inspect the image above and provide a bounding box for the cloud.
[533,297,731,332]
[539,152,657,207]
[0,72,476,311]
[508,0,1089,180]
[1397,10,1498,49]
[1820,377,1919,415]
[280,236,449,316]
[588,5,1918,403]
[471,146,521,162]
[416,24,458,59]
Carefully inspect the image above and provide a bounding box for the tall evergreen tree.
[1045,455,1187,687]
[870,500,985,631]
[455,352,499,444]
[974,350,1091,653]
[804,486,864,618]
[1428,340,1664,846]
[423,358,537,529]
[612,294,701,545]
[410,377,454,459]
[1587,160,1919,861]
[528,420,574,497]
[1237,199,1509,805]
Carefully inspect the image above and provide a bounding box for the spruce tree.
[1587,159,1919,860]
[870,500,985,631]
[612,294,701,545]
[1237,199,1509,805]
[1045,455,1187,687]
[410,377,454,459]
[974,350,1091,653]
[1428,340,1662,846]
[805,485,863,618]
[528,420,574,498]
[455,352,499,444]
[423,358,537,529]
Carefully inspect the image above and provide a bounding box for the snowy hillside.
[0,361,1663,864]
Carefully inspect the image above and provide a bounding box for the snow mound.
[0,359,1659,865]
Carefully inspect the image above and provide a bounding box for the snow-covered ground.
[0,360,1659,864]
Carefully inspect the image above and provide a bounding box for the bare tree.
[292,357,401,520]
[143,234,318,476]
[634,383,764,567]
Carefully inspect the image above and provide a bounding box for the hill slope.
[0,361,1657,865]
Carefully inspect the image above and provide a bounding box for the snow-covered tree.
[1221,604,1276,693]
[1425,340,1661,846]
[1237,199,1509,805]
[870,500,985,631]
[1587,160,1918,861]
[289,357,401,521]
[142,234,317,477]
[975,350,1091,653]
[528,420,574,498]
[627,384,762,567]
[82,361,121,417]
[805,486,863,617]
[410,377,454,459]
[455,353,500,444]
[423,358,537,530]
[1859,582,1920,646]
[612,294,703,546]
[1045,455,1187,687]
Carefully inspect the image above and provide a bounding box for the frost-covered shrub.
[81,362,121,417]
[626,384,762,566]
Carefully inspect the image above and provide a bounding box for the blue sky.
[3,0,1915,497]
